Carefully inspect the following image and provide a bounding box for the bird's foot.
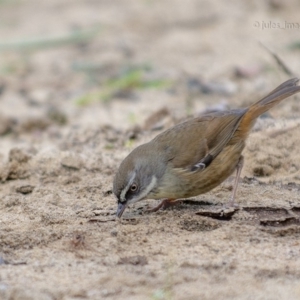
[223,199,240,209]
[147,199,180,212]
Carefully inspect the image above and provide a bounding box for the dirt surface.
[1,1,300,299]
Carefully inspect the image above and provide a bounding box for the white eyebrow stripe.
[129,176,157,204]
[120,171,136,202]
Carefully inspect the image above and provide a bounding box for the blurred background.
[0,0,300,153]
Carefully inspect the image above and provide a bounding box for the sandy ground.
[1,0,300,299]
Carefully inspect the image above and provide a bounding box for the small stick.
[260,42,295,77]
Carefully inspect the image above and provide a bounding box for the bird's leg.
[226,155,244,208]
[147,198,179,212]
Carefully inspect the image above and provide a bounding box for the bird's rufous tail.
[240,78,300,134]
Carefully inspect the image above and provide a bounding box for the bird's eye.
[130,183,138,192]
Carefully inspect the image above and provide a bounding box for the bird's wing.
[155,109,246,171]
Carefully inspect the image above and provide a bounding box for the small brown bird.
[113,78,300,218]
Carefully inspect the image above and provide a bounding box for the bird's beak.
[116,202,127,218]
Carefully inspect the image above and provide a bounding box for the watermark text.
[254,21,300,30]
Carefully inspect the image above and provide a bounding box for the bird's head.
[113,143,166,218]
